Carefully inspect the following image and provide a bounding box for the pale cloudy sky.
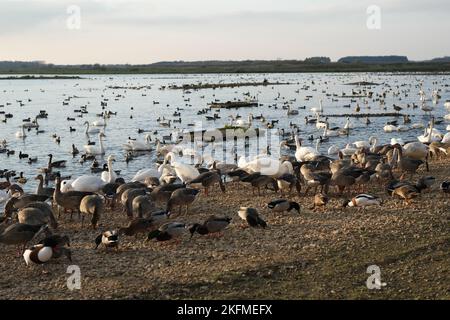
[0,0,449,64]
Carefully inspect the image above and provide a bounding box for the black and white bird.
[23,237,59,266]
[94,230,119,250]
[189,216,232,238]
[147,222,186,242]
[238,207,267,228]
[440,181,450,193]
[267,199,300,214]
[342,194,382,208]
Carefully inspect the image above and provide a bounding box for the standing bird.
[238,207,267,228]
[267,199,300,214]
[94,230,119,250]
[391,185,420,205]
[166,188,200,216]
[79,195,104,229]
[189,216,232,238]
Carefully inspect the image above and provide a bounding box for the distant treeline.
[1,56,450,74]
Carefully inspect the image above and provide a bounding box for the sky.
[0,0,449,64]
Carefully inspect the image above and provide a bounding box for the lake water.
[0,72,449,193]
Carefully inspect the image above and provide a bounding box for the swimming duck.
[238,207,267,228]
[267,199,300,214]
[94,230,119,250]
[189,216,232,238]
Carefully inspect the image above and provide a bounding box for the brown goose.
[132,195,155,218]
[150,183,185,204]
[166,188,200,215]
[18,202,58,229]
[121,188,147,218]
[0,223,49,253]
[251,175,278,196]
[393,146,424,179]
[79,195,104,229]
[4,194,50,218]
[54,176,94,219]
[188,171,225,196]
[35,174,55,198]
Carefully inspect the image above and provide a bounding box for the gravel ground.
[0,159,449,300]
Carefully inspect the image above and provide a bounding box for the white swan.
[92,116,106,127]
[165,152,199,183]
[131,166,161,182]
[15,125,27,138]
[311,99,323,114]
[235,114,253,128]
[294,135,320,161]
[352,136,375,149]
[84,132,106,155]
[402,142,429,161]
[340,144,358,156]
[390,138,405,146]
[441,132,450,144]
[84,121,100,134]
[328,145,340,155]
[60,179,75,193]
[71,175,106,192]
[101,155,117,183]
[418,119,441,143]
[383,124,397,133]
[123,134,152,151]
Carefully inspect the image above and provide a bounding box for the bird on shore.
[238,207,267,228]
[94,230,119,250]
[189,216,232,238]
[267,199,300,214]
[342,194,382,208]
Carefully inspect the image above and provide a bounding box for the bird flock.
[0,74,449,270]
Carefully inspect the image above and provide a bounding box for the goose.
[165,152,199,183]
[15,125,27,138]
[54,176,94,217]
[83,121,101,135]
[18,202,58,229]
[276,173,301,196]
[35,174,55,198]
[147,222,186,242]
[267,199,300,214]
[123,134,152,151]
[131,195,155,218]
[323,122,339,137]
[48,154,66,169]
[79,195,104,229]
[294,135,320,161]
[84,132,106,155]
[166,188,200,215]
[238,207,267,228]
[0,223,49,253]
[188,170,225,196]
[94,230,119,250]
[342,194,382,208]
[101,155,117,183]
[392,146,425,179]
[188,216,232,238]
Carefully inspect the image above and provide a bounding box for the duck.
[267,199,300,214]
[119,218,155,237]
[313,193,329,210]
[440,181,449,193]
[23,236,59,266]
[342,194,382,208]
[238,207,267,228]
[391,185,420,204]
[147,222,186,242]
[94,230,119,250]
[188,216,232,238]
[84,132,106,155]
